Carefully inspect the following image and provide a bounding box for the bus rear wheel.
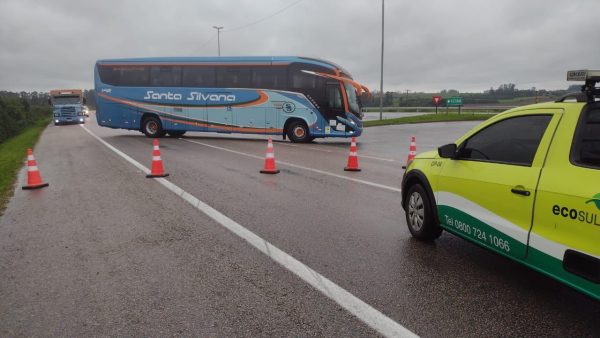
[287,121,310,143]
[142,116,166,138]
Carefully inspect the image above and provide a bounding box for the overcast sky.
[1,0,599,93]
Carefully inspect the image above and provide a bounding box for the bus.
[50,89,86,125]
[94,56,369,142]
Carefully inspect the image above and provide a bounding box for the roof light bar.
[567,69,600,103]
[567,70,600,82]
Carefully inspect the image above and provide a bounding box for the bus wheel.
[405,184,442,241]
[142,116,166,138]
[287,121,310,143]
[168,131,186,137]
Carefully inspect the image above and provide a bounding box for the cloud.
[1,0,599,92]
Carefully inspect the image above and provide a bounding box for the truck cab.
[401,70,600,301]
[50,89,86,125]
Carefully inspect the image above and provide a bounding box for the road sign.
[447,97,463,106]
[432,96,441,106]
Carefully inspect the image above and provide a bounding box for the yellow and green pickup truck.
[402,70,600,301]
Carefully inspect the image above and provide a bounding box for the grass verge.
[363,113,495,127]
[0,118,50,215]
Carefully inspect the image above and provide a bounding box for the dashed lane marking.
[181,138,402,193]
[278,142,397,162]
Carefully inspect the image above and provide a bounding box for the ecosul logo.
[552,194,600,226]
[586,193,600,210]
[143,91,236,102]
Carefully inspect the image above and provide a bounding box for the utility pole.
[212,26,223,56]
[379,0,384,120]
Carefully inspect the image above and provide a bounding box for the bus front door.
[325,83,346,135]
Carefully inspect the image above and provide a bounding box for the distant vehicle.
[401,70,600,301]
[50,89,87,125]
[82,105,90,117]
[94,56,369,142]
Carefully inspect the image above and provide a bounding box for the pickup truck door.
[529,105,600,292]
[436,111,561,260]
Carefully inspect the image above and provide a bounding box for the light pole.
[212,26,223,56]
[379,0,384,120]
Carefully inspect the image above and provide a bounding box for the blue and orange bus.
[94,56,369,142]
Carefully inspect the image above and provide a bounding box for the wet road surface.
[1,115,598,337]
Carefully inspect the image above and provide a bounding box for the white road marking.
[278,141,397,162]
[360,154,396,162]
[181,138,403,193]
[80,124,417,338]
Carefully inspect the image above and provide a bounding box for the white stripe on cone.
[28,166,39,171]
[152,156,162,161]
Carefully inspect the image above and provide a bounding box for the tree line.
[362,83,575,107]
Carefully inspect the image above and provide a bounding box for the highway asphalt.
[0,114,598,337]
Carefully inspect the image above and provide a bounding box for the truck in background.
[50,89,87,125]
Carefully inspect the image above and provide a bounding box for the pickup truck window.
[572,107,600,169]
[458,115,552,166]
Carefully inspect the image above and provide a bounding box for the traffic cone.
[146,139,169,178]
[344,137,361,172]
[407,136,417,163]
[22,148,49,190]
[260,137,280,174]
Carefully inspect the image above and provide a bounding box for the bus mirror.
[438,143,457,159]
[48,98,51,105]
[83,97,87,105]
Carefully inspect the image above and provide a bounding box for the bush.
[0,96,50,144]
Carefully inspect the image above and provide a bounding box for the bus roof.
[95,56,353,78]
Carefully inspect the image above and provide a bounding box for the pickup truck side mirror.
[438,143,457,159]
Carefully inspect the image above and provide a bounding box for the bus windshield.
[52,96,81,105]
[344,83,360,115]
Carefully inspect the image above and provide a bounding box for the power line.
[198,34,216,50]
[224,0,306,33]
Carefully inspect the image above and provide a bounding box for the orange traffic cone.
[344,137,361,172]
[146,139,169,178]
[22,148,49,190]
[260,137,280,174]
[407,136,417,163]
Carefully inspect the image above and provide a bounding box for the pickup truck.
[401,70,600,301]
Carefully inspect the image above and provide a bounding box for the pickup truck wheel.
[142,116,166,138]
[405,184,442,241]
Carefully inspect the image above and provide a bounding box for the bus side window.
[251,67,287,90]
[182,67,215,87]
[150,66,181,87]
[119,66,150,86]
[98,66,119,86]
[327,84,343,109]
[216,67,251,88]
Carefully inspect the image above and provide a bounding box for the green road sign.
[447,97,463,106]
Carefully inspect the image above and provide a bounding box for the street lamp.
[379,0,384,120]
[212,26,223,56]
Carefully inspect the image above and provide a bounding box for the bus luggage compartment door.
[208,105,233,133]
